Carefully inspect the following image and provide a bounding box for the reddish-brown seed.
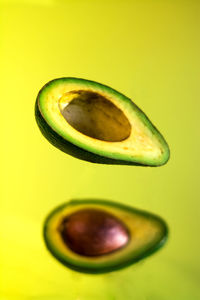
[59,208,129,256]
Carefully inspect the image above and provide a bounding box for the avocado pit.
[59,90,131,142]
[59,208,130,256]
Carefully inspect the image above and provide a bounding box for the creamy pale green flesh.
[43,199,168,273]
[38,78,170,166]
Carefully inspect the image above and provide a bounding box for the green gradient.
[0,0,199,299]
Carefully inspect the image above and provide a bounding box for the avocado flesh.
[43,199,168,274]
[36,78,170,166]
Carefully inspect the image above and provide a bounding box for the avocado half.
[35,78,170,166]
[43,199,168,274]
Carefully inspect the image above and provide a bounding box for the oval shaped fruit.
[35,78,170,166]
[43,199,168,274]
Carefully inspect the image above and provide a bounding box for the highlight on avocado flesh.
[43,199,168,274]
[35,77,170,166]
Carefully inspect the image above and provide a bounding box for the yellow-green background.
[0,0,199,299]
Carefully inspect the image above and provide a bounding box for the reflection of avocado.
[43,199,168,274]
[35,78,170,166]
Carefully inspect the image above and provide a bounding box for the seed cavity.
[59,90,131,142]
[59,208,130,256]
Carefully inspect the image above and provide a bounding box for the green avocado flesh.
[35,78,170,166]
[43,199,168,274]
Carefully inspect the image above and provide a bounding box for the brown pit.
[59,90,131,142]
[59,208,130,257]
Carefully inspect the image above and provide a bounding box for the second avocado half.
[44,199,168,274]
[35,78,170,166]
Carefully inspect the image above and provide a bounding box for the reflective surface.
[59,208,129,256]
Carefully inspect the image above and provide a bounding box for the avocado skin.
[43,199,168,274]
[35,77,170,166]
[35,101,142,166]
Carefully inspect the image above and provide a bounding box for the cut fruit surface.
[43,199,168,274]
[35,78,170,166]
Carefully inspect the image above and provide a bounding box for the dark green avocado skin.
[44,231,168,275]
[43,199,169,274]
[35,102,143,166]
[35,77,170,166]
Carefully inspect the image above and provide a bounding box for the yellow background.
[0,0,199,299]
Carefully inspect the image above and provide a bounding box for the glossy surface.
[59,208,129,256]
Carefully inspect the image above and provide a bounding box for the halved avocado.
[35,78,170,166]
[43,199,168,274]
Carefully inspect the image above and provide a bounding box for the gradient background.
[0,0,200,299]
